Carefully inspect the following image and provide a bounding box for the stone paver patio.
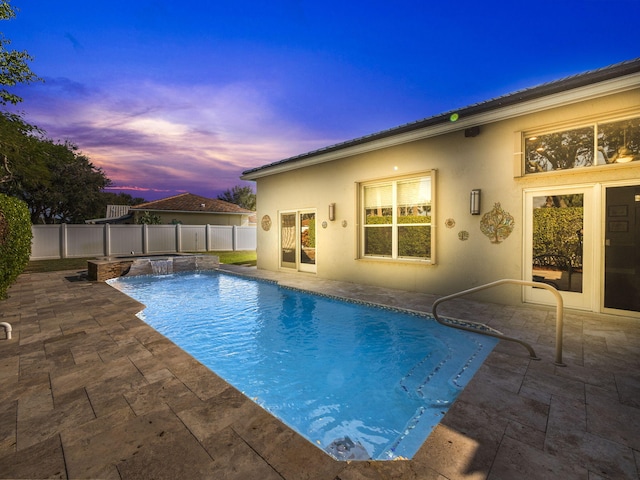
[0,265,638,479]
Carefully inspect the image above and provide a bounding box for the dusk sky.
[5,0,639,201]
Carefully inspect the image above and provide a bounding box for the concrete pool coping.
[0,265,638,479]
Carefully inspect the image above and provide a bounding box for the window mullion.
[594,123,600,165]
[392,181,398,258]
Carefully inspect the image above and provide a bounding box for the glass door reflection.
[299,212,316,272]
[531,194,583,293]
[280,213,296,269]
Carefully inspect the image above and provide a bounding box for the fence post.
[102,223,111,257]
[60,224,67,259]
[232,225,237,251]
[205,224,211,252]
[176,224,182,252]
[143,224,149,254]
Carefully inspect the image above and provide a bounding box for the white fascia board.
[242,73,640,180]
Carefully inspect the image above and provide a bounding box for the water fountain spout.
[150,259,173,275]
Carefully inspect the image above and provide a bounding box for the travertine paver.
[0,266,638,479]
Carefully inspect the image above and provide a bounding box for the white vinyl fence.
[30,224,257,260]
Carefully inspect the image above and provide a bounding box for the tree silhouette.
[526,127,593,172]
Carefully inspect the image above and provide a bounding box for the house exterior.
[85,205,133,224]
[129,193,254,226]
[242,59,640,317]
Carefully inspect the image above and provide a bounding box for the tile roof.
[131,193,253,214]
[243,57,640,177]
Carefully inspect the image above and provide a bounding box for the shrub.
[137,211,161,224]
[364,216,432,258]
[0,194,32,299]
[533,207,583,266]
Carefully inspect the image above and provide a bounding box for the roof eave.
[242,65,640,181]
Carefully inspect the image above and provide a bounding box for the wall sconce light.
[470,189,481,215]
[329,203,336,221]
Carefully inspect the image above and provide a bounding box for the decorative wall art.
[480,203,515,244]
[445,218,456,229]
[458,230,469,241]
[261,215,272,231]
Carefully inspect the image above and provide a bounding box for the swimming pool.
[108,271,498,461]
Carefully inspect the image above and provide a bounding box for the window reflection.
[526,127,594,172]
[281,213,296,267]
[362,176,432,260]
[299,212,315,265]
[597,117,640,164]
[525,116,639,173]
[531,195,583,292]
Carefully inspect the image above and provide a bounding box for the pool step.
[399,338,485,406]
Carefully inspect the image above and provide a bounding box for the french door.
[525,183,640,316]
[280,210,317,273]
[524,187,594,310]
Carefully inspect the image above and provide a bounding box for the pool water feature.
[87,254,219,281]
[108,272,498,461]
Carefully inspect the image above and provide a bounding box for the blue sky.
[5,0,639,200]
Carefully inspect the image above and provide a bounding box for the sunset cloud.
[14,76,332,199]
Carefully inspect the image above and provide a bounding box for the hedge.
[533,207,583,267]
[364,215,432,258]
[0,194,32,299]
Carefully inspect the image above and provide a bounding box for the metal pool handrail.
[0,321,11,340]
[431,279,565,366]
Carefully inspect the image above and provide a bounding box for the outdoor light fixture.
[470,189,481,215]
[329,203,336,221]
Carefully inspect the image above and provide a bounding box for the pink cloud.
[13,77,336,199]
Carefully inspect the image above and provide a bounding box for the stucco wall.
[253,87,640,306]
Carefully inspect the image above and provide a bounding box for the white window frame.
[521,113,640,175]
[358,170,436,263]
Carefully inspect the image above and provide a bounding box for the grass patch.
[197,250,256,266]
[25,251,257,273]
[24,257,91,273]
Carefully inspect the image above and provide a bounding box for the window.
[525,116,639,173]
[361,173,433,261]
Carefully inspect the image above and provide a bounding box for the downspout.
[0,322,12,340]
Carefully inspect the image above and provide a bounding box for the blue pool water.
[108,272,497,461]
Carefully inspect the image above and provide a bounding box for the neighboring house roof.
[130,193,253,215]
[242,58,640,179]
